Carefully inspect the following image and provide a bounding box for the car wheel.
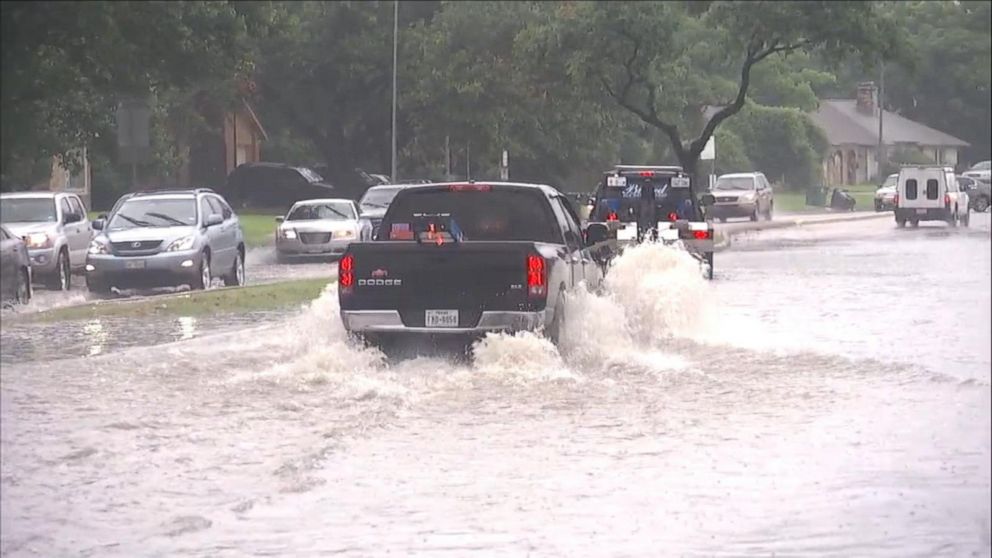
[46,249,71,291]
[874,200,882,212]
[16,267,31,304]
[765,202,774,221]
[974,196,990,213]
[193,253,211,290]
[749,207,758,222]
[224,250,245,287]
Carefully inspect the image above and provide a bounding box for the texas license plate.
[125,260,146,269]
[425,309,459,328]
[916,208,927,215]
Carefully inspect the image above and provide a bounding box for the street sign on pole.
[499,149,509,180]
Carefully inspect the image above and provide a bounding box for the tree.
[535,1,902,216]
[1,1,264,189]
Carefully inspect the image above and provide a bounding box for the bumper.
[85,251,201,288]
[341,310,549,334]
[895,207,952,221]
[875,197,896,210]
[708,202,757,219]
[27,247,59,274]
[276,238,352,257]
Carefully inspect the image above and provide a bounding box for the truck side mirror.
[700,193,716,206]
[92,219,105,231]
[584,223,609,246]
[275,216,285,223]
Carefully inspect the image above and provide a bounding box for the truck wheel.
[874,200,882,212]
[896,217,906,228]
[546,293,565,346]
[46,249,71,291]
[948,209,958,228]
[705,252,714,280]
[961,210,970,228]
[910,219,920,228]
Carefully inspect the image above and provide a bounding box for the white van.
[894,166,969,228]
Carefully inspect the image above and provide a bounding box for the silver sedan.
[275,199,365,263]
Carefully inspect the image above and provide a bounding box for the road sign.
[700,135,716,161]
[116,98,152,165]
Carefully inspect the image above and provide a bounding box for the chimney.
[856,81,877,115]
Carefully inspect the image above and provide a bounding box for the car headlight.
[166,235,196,252]
[282,228,297,239]
[336,230,355,239]
[741,192,756,201]
[25,233,53,249]
[88,239,109,255]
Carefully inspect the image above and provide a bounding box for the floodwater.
[4,244,335,318]
[1,215,989,557]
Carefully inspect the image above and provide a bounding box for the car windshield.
[294,167,324,183]
[714,176,755,190]
[970,161,990,171]
[287,202,355,221]
[108,199,198,230]
[0,198,57,223]
[380,188,559,242]
[360,187,404,211]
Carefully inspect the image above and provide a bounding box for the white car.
[894,166,969,228]
[275,198,364,263]
[962,160,990,185]
[874,173,898,211]
[0,191,91,290]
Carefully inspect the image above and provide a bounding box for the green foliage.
[711,128,753,176]
[1,1,265,188]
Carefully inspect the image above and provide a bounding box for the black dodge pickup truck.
[338,182,603,347]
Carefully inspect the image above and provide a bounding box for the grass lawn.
[19,277,332,324]
[88,210,279,248]
[773,183,878,213]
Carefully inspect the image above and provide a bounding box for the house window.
[905,179,918,200]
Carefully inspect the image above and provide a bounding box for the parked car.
[222,162,336,210]
[707,172,774,222]
[957,175,991,212]
[357,184,413,240]
[275,198,364,263]
[0,224,32,305]
[85,189,245,293]
[962,160,991,185]
[0,191,91,290]
[874,173,898,211]
[894,166,969,227]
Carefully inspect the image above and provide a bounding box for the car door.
[58,196,81,266]
[67,195,91,267]
[547,195,580,289]
[199,196,225,273]
[757,174,771,213]
[206,196,235,271]
[558,195,603,289]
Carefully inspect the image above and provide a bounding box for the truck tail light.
[526,253,546,298]
[449,183,492,192]
[944,193,951,206]
[639,171,655,178]
[693,230,710,240]
[339,253,354,293]
[894,193,899,205]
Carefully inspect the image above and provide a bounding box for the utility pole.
[877,60,886,179]
[444,134,450,179]
[390,0,398,182]
[466,141,471,180]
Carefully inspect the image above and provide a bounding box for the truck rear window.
[380,188,560,243]
[905,179,918,200]
[926,179,939,200]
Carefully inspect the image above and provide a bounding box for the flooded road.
[1,215,989,557]
[4,244,335,318]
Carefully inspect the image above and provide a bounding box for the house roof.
[809,100,969,148]
[703,101,970,148]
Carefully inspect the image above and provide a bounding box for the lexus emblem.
[131,242,142,248]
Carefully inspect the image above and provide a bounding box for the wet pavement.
[1,214,989,557]
[3,244,336,318]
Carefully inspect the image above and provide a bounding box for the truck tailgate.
[340,241,543,328]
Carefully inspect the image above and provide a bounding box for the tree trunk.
[676,152,704,221]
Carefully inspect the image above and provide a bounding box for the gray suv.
[86,189,245,293]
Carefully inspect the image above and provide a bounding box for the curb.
[714,212,890,248]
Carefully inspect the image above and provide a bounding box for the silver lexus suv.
[85,189,245,294]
